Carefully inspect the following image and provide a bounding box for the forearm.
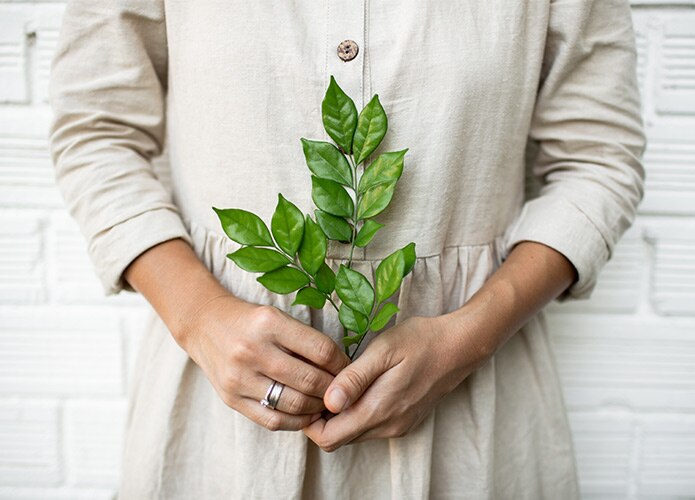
[441,240,578,361]
[123,238,242,349]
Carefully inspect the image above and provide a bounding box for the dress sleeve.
[47,0,193,296]
[501,0,647,302]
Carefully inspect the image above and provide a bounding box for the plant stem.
[273,244,340,314]
[345,153,360,270]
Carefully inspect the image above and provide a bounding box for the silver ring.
[260,380,284,410]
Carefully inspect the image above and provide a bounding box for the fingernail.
[310,413,322,423]
[326,387,348,412]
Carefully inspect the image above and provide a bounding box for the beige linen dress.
[47,1,646,498]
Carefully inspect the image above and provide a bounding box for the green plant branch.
[348,295,380,360]
[345,152,360,270]
[271,242,340,314]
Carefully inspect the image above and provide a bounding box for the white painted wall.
[0,2,693,498]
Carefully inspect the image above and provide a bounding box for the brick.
[568,412,635,497]
[639,121,695,215]
[0,488,115,500]
[548,226,644,314]
[0,7,30,103]
[638,417,695,497]
[47,212,145,306]
[645,220,695,315]
[547,313,695,409]
[655,14,695,114]
[0,210,46,303]
[63,400,126,488]
[0,107,63,209]
[0,307,123,397]
[0,400,60,487]
[29,4,65,105]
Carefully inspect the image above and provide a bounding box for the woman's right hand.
[179,293,351,431]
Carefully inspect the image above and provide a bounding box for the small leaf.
[342,332,366,348]
[311,176,354,218]
[212,207,273,246]
[335,265,374,317]
[401,242,416,277]
[358,149,407,194]
[226,247,291,272]
[292,286,326,309]
[314,209,353,242]
[298,215,327,275]
[354,219,384,247]
[352,94,388,165]
[257,266,309,294]
[339,304,369,335]
[375,249,405,303]
[271,194,304,256]
[356,181,396,220]
[369,302,399,332]
[314,262,336,294]
[322,75,358,154]
[300,138,353,186]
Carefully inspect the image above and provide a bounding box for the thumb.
[324,345,390,413]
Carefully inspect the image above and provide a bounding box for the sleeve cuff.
[87,207,194,296]
[501,195,610,302]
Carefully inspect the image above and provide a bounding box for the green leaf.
[356,181,396,220]
[311,176,354,218]
[401,242,416,277]
[353,94,388,165]
[354,219,384,247]
[271,194,304,256]
[338,304,369,335]
[226,247,291,273]
[257,266,309,294]
[314,262,336,294]
[212,207,273,246]
[314,209,353,242]
[300,138,353,186]
[342,332,366,348]
[335,265,374,317]
[322,75,358,154]
[375,249,405,303]
[292,286,326,309]
[358,149,407,194]
[369,302,399,332]
[298,215,327,275]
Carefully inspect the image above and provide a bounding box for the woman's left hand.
[302,312,492,452]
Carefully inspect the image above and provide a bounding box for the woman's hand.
[302,313,490,452]
[180,294,352,432]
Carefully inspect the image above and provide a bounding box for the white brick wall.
[0,2,693,498]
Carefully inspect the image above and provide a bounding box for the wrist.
[439,277,518,369]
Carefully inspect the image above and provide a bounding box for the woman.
[48,1,646,498]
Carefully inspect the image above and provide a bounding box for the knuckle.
[229,336,256,364]
[263,412,282,432]
[313,338,339,366]
[299,369,325,394]
[284,393,306,414]
[342,368,369,394]
[317,437,338,453]
[250,305,282,332]
[220,366,241,392]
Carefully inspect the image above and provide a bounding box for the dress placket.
[325,0,368,260]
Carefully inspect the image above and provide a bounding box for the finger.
[274,324,350,376]
[262,346,336,398]
[302,404,370,452]
[239,398,322,432]
[251,376,325,415]
[323,342,395,413]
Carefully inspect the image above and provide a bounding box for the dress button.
[337,39,359,62]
